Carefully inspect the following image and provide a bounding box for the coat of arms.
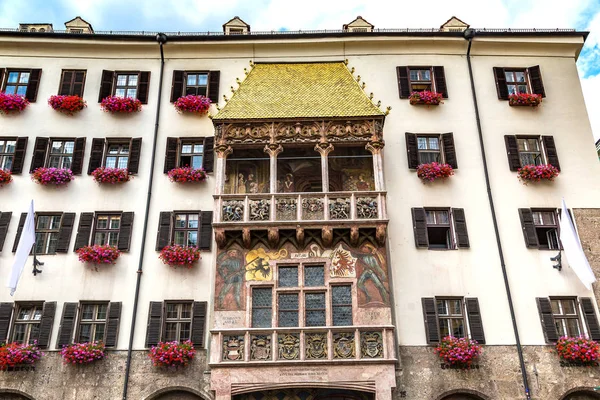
[306,333,327,359]
[223,335,244,361]
[278,333,300,360]
[333,332,355,359]
[360,331,383,358]
[251,335,271,361]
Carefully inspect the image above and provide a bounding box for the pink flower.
[556,336,599,364]
[159,245,201,268]
[0,169,12,186]
[31,168,74,186]
[409,91,444,106]
[416,162,454,182]
[509,93,542,107]
[91,167,131,184]
[434,336,482,369]
[100,96,142,113]
[0,342,43,370]
[167,167,207,183]
[61,342,105,365]
[517,164,559,184]
[0,93,29,114]
[76,245,121,264]
[149,341,195,368]
[48,95,87,115]
[174,95,211,114]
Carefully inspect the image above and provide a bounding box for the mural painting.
[245,248,288,281]
[216,249,245,311]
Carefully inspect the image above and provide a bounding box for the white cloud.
[581,74,600,141]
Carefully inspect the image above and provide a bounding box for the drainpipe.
[463,28,531,400]
[122,32,168,400]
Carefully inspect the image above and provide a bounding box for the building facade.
[0,15,599,400]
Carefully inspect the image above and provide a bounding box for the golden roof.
[213,62,384,120]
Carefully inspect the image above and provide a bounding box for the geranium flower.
[517,164,559,184]
[149,340,195,368]
[417,162,454,182]
[434,336,482,369]
[167,167,207,183]
[0,93,29,114]
[91,167,131,184]
[556,336,599,364]
[509,93,542,107]
[159,245,201,268]
[61,342,105,365]
[31,168,74,186]
[409,91,444,106]
[48,95,87,115]
[100,96,142,113]
[174,95,211,114]
[76,245,121,264]
[0,169,13,186]
[0,342,43,370]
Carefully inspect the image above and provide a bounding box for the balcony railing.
[214,191,387,225]
[210,325,395,365]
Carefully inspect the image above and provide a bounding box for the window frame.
[91,212,122,247]
[75,302,109,343]
[435,297,467,339]
[171,211,200,247]
[0,137,17,171]
[10,302,43,345]
[424,208,456,250]
[58,69,87,97]
[531,208,561,250]
[162,301,193,342]
[178,139,205,169]
[46,138,76,169]
[416,135,444,164]
[34,213,63,255]
[183,71,209,97]
[103,139,131,169]
[504,68,531,95]
[3,69,31,96]
[113,71,141,99]
[515,135,546,167]
[549,297,583,338]
[408,66,434,92]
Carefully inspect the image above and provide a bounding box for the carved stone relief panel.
[223,335,245,361]
[278,333,300,360]
[333,332,356,359]
[360,331,383,358]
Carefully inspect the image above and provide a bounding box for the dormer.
[223,16,250,35]
[18,23,53,33]
[343,16,374,32]
[440,16,469,32]
[64,16,94,34]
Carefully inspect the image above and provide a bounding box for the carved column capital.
[215,144,233,159]
[350,226,359,247]
[366,140,385,155]
[215,229,227,249]
[376,224,387,246]
[242,228,251,249]
[322,226,333,247]
[314,142,334,157]
[264,143,284,157]
[296,227,305,248]
[268,227,279,249]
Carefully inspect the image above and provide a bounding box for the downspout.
[122,32,168,400]
[463,29,531,400]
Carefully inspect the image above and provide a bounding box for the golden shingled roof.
[212,62,385,120]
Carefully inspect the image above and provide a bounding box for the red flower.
[0,169,12,186]
[61,342,105,365]
[76,245,121,265]
[0,342,43,371]
[409,91,444,106]
[167,167,207,183]
[416,162,454,182]
[159,245,201,268]
[556,336,599,365]
[91,167,131,184]
[31,167,74,186]
[149,340,195,368]
[434,336,482,369]
[174,95,211,114]
[100,96,142,113]
[509,93,542,107]
[0,93,29,114]
[517,164,559,184]
[48,95,87,115]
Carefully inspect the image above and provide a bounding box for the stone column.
[315,142,334,193]
[264,143,283,194]
[214,144,233,196]
[366,141,385,191]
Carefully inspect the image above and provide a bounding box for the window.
[93,215,121,246]
[406,133,457,170]
[229,28,244,35]
[173,213,199,246]
[251,288,273,328]
[77,303,108,342]
[505,135,560,171]
[11,304,42,344]
[4,71,30,96]
[277,147,322,193]
[47,139,74,169]
[99,70,150,104]
[58,70,86,97]
[409,68,432,92]
[185,73,208,96]
[0,138,16,170]
[425,209,452,249]
[225,148,270,194]
[537,297,600,343]
[437,298,466,338]
[422,297,485,344]
[504,69,530,95]
[493,66,545,100]
[164,302,192,342]
[179,141,204,169]
[411,208,469,249]
[332,286,352,326]
[551,298,582,337]
[417,136,442,164]
[164,137,214,175]
[34,214,62,254]
[170,70,219,103]
[114,73,139,98]
[328,146,374,192]
[396,66,448,99]
[532,210,560,250]
[155,210,212,251]
[517,137,543,166]
[104,141,130,169]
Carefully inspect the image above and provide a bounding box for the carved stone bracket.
[376,223,387,246]
[322,226,333,247]
[268,227,279,249]
[215,228,226,249]
[296,227,305,248]
[242,228,251,249]
[215,144,233,159]
[350,226,359,247]
[314,142,334,156]
[264,143,283,157]
[365,140,385,155]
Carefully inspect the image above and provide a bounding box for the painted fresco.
[245,248,288,281]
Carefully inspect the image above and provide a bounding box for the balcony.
[210,325,396,366]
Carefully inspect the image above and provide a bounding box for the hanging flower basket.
[0,342,43,371]
[149,340,196,368]
[91,167,131,184]
[434,336,482,369]
[31,167,74,186]
[0,169,13,186]
[48,95,87,115]
[159,245,201,268]
[61,342,106,365]
[167,167,207,183]
[0,93,29,115]
[100,96,142,113]
[556,336,600,365]
[517,164,559,184]
[409,91,444,106]
[417,162,454,182]
[509,93,542,107]
[76,245,121,265]
[174,95,211,114]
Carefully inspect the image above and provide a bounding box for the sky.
[0,0,599,142]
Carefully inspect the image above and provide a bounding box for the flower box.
[0,342,43,371]
[434,336,482,369]
[159,245,201,268]
[100,96,142,113]
[91,167,131,184]
[0,93,29,115]
[76,245,121,265]
[0,169,12,186]
[509,93,542,107]
[167,167,207,183]
[409,91,444,106]
[31,167,74,186]
[48,95,87,115]
[417,162,454,182]
[174,95,211,114]
[517,164,559,184]
[149,340,196,368]
[556,336,600,365]
[61,342,105,365]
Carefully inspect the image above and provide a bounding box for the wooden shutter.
[465,298,486,344]
[117,212,134,251]
[128,138,142,174]
[74,212,94,251]
[442,133,457,169]
[528,65,545,98]
[56,302,78,348]
[38,301,56,349]
[25,69,42,102]
[29,137,49,173]
[0,212,12,252]
[170,70,184,102]
[411,208,429,248]
[208,71,220,103]
[156,212,172,251]
[163,137,179,173]
[72,70,86,97]
[145,302,163,347]
[104,302,122,348]
[191,301,207,347]
[542,136,561,171]
[580,298,600,341]
[422,298,440,344]
[518,208,539,248]
[56,212,76,253]
[452,208,470,248]
[58,71,73,96]
[396,66,410,99]
[504,135,521,171]
[137,71,151,104]
[202,137,215,173]
[87,138,105,175]
[70,137,86,175]
[536,297,558,343]
[11,137,28,174]
[12,212,27,253]
[0,302,13,343]
[405,133,419,169]
[433,66,448,98]
[0,68,5,89]
[98,70,115,102]
[199,211,213,251]
[493,67,509,100]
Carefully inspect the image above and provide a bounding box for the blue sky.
[1,0,599,140]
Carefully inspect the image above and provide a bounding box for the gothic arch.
[435,389,490,400]
[145,386,211,400]
[560,387,600,400]
[0,389,36,400]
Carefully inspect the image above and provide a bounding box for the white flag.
[7,200,36,296]
[559,198,596,290]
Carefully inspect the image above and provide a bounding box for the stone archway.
[152,391,204,400]
[562,390,600,400]
[0,390,35,400]
[436,389,489,400]
[441,396,483,400]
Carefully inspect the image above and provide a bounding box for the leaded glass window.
[304,265,324,287]
[332,285,352,326]
[251,288,272,328]
[278,266,298,287]
[278,293,299,327]
[305,292,326,327]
